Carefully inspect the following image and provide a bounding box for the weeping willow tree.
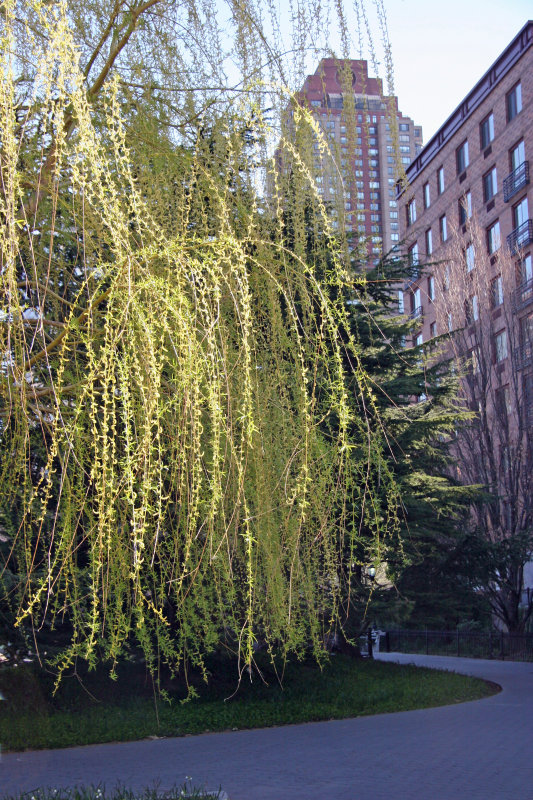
[0,0,404,680]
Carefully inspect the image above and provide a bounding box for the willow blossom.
[0,0,402,681]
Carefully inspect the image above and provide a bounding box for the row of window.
[406,140,526,228]
[408,199,529,267]
[457,82,522,171]
[402,253,532,351]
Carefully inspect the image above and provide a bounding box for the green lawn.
[0,653,498,752]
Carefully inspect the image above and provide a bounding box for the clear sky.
[383,1,531,143]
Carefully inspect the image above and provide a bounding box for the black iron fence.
[383,629,533,662]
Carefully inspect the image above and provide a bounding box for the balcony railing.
[514,342,533,371]
[507,219,533,255]
[503,160,529,202]
[512,277,533,312]
[409,305,423,320]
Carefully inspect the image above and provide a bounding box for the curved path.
[2,653,533,800]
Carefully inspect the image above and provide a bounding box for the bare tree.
[433,215,533,632]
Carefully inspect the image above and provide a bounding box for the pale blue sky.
[383,1,531,142]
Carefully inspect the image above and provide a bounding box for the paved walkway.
[2,653,533,800]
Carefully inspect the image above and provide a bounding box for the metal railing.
[409,305,423,320]
[512,276,533,311]
[503,160,529,202]
[507,219,533,255]
[383,629,533,661]
[514,342,533,371]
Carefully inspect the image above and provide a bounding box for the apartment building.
[291,58,423,256]
[398,21,532,359]
[398,22,533,412]
[398,21,533,623]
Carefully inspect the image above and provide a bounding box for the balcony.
[507,219,533,255]
[514,342,533,371]
[409,305,423,320]
[503,161,529,202]
[512,277,533,312]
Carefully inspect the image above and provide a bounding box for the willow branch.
[26,286,112,368]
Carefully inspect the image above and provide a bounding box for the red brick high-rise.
[292,58,422,256]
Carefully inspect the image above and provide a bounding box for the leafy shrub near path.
[1,785,223,800]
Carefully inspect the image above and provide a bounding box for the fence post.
[489,630,492,659]
[457,628,460,657]
[367,628,373,659]
[500,631,504,660]
[425,628,429,655]
[386,631,390,653]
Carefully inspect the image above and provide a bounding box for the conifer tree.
[335,253,485,631]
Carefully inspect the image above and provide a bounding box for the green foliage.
[334,253,485,630]
[2,786,223,800]
[0,1,405,680]
[0,656,496,752]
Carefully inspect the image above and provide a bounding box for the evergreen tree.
[335,252,486,632]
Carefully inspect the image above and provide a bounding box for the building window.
[430,321,437,338]
[423,182,430,209]
[437,166,445,195]
[513,196,529,229]
[466,243,475,272]
[408,242,419,267]
[399,123,409,132]
[524,371,533,424]
[510,139,525,171]
[480,112,495,149]
[407,198,417,226]
[520,312,533,349]
[495,385,511,417]
[414,332,423,347]
[456,140,469,174]
[518,254,532,288]
[507,82,522,121]
[487,220,501,254]
[412,287,421,312]
[491,275,503,307]
[471,347,480,374]
[494,330,508,362]
[428,275,435,301]
[439,214,448,242]
[398,290,405,314]
[472,294,479,321]
[459,192,472,225]
[483,167,498,202]
[425,228,433,256]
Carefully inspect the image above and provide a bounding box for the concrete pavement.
[2,653,533,800]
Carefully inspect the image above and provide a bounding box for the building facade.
[294,58,423,256]
[398,21,533,626]
[398,21,532,353]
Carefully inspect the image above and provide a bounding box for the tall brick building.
[398,20,532,349]
[398,21,533,626]
[292,58,423,256]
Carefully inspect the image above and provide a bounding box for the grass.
[0,653,498,753]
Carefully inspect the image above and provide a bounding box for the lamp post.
[366,565,376,658]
